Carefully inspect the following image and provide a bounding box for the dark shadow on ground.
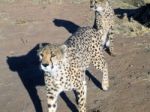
[86,70,103,90]
[7,44,44,112]
[53,19,80,34]
[60,92,78,112]
[114,4,150,27]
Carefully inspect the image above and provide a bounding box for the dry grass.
[144,0,150,3]
[114,14,150,37]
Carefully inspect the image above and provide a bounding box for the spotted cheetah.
[90,0,115,56]
[38,25,109,112]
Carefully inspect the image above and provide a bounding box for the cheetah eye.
[40,54,43,57]
[51,54,56,57]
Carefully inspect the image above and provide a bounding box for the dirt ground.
[0,0,150,112]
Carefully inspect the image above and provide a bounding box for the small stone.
[142,65,145,68]
[128,64,133,67]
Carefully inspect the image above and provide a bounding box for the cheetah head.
[90,0,108,13]
[37,43,67,73]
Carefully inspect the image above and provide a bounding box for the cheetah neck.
[93,11,103,30]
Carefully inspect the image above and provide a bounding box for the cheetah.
[90,0,115,56]
[38,26,109,112]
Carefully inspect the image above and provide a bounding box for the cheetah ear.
[37,43,42,54]
[56,45,67,60]
[60,45,67,53]
[39,43,43,49]
[51,45,66,60]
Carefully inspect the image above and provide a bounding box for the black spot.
[48,104,51,108]
[49,96,54,99]
[51,88,57,91]
[47,90,52,94]
[53,104,56,108]
[60,77,63,81]
[80,98,84,102]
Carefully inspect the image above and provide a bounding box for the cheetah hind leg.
[92,52,109,91]
[104,31,115,57]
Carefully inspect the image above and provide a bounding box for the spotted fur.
[38,25,109,112]
[90,0,115,55]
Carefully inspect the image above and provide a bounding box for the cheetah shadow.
[6,43,80,112]
[7,44,44,112]
[53,18,80,34]
[114,4,150,27]
[86,70,103,90]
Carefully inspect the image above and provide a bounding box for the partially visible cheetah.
[38,26,109,112]
[90,0,115,55]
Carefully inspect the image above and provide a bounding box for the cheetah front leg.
[45,76,61,112]
[92,51,109,91]
[46,86,60,112]
[75,80,87,112]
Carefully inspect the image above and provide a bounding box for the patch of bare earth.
[0,0,150,112]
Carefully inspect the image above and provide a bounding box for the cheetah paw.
[102,82,109,91]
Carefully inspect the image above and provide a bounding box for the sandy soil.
[0,0,150,112]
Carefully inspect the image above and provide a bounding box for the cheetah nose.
[42,64,49,67]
